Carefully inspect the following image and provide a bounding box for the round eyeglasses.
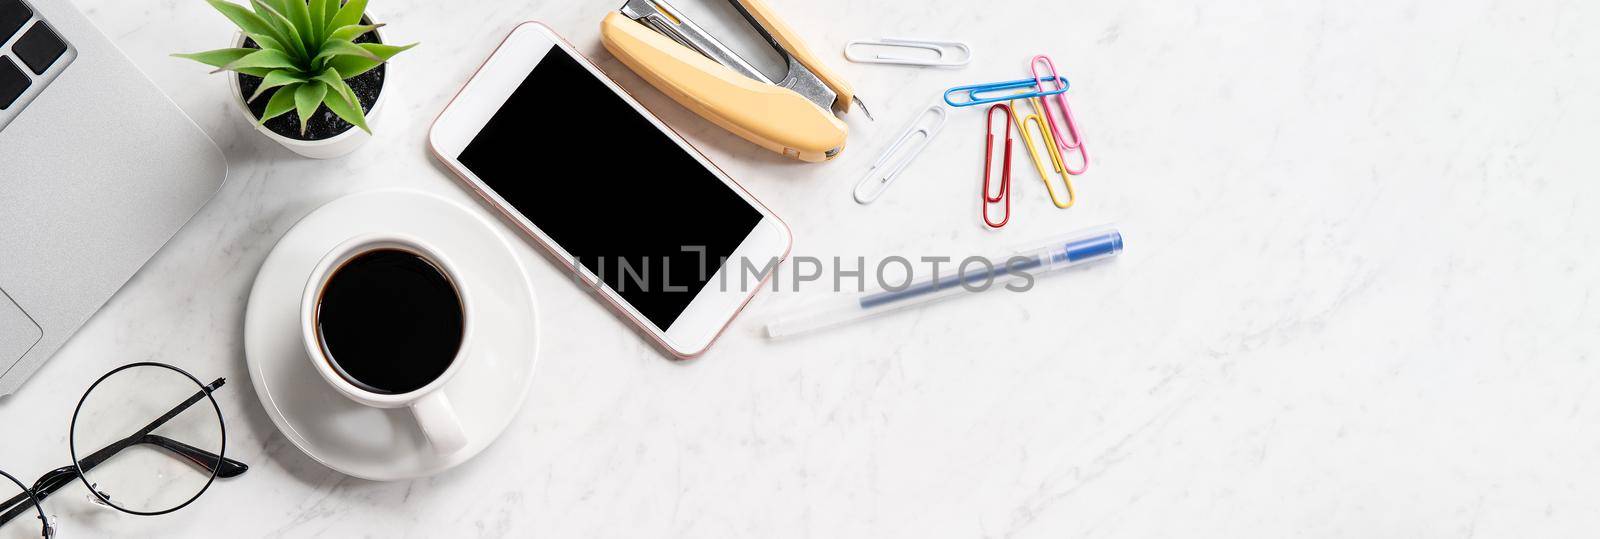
[0,362,248,537]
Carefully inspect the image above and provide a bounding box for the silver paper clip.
[853,104,948,204]
[844,38,972,68]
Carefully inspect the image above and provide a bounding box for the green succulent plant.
[174,0,416,135]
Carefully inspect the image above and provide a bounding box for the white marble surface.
[2,0,1599,536]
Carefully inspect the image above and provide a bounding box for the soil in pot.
[236,28,384,141]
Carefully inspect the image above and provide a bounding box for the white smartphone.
[429,22,792,359]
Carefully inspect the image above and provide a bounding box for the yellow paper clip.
[1009,98,1074,208]
[1031,97,1068,173]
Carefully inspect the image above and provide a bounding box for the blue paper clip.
[943,76,1070,107]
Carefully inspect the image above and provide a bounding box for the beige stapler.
[601,0,871,162]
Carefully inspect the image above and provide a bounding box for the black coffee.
[316,249,464,395]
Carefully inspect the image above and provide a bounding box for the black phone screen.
[458,47,763,331]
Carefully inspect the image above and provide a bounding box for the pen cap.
[1012,224,1123,266]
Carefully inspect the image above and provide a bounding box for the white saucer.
[243,189,538,480]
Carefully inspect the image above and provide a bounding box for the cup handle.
[409,391,468,455]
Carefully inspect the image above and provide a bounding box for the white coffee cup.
[301,233,470,455]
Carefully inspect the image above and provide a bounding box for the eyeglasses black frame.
[0,361,246,536]
[68,361,229,516]
[0,469,49,538]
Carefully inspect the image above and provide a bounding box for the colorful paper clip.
[1030,55,1088,175]
[1009,97,1074,209]
[845,38,973,67]
[943,75,1068,107]
[854,105,949,204]
[982,103,1012,228]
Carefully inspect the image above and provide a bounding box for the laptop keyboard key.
[14,21,65,75]
[0,0,30,44]
[0,56,27,110]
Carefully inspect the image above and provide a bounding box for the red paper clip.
[1030,55,1088,175]
[982,103,1013,229]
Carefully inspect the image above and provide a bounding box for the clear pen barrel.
[766,226,1121,339]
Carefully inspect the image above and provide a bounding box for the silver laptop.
[0,0,226,395]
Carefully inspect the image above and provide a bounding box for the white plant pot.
[227,28,389,159]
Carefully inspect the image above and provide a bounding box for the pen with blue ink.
[765,226,1123,338]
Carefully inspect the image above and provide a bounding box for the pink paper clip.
[1030,55,1088,175]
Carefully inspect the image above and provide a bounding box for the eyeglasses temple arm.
[140,434,249,478]
[0,378,233,528]
[0,467,71,527]
[0,436,249,527]
[74,378,225,473]
[0,498,38,531]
